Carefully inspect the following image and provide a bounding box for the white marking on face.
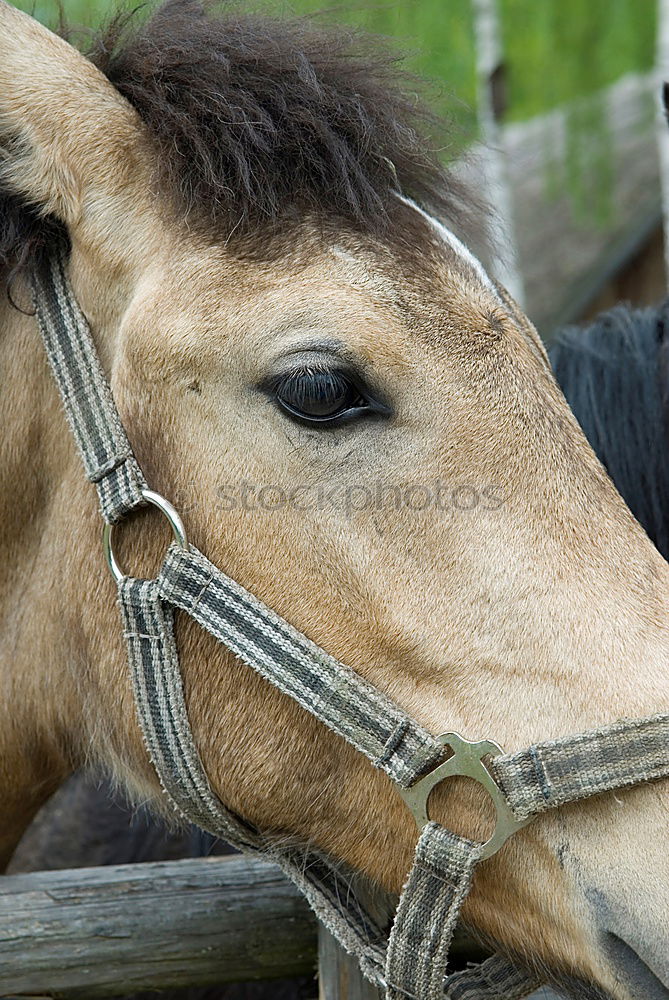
[397,194,502,303]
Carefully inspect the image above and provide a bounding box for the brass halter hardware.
[397,732,529,860]
[102,489,189,584]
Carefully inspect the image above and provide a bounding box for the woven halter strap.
[30,249,669,1000]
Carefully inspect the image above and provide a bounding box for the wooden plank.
[318,927,382,1000]
[500,72,661,334]
[0,853,566,1000]
[0,855,317,998]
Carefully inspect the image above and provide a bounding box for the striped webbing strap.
[30,250,669,1000]
[118,570,537,999]
[31,251,146,522]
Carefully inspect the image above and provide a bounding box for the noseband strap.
[490,714,669,821]
[30,250,669,1000]
[156,543,445,786]
[385,826,484,1000]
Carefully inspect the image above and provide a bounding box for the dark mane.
[550,301,669,560]
[1,0,480,278]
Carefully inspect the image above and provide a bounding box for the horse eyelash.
[274,368,355,406]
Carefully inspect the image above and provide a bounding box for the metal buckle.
[102,489,188,583]
[398,732,529,860]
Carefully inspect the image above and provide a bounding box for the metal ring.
[397,732,530,860]
[102,489,188,584]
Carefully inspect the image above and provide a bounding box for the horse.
[3,1,669,997]
[12,298,669,1000]
[550,302,669,561]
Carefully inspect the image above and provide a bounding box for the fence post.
[471,0,525,305]
[318,927,383,1000]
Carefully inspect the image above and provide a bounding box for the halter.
[30,249,669,1000]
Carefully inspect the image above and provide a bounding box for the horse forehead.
[146,223,504,356]
[395,196,501,301]
[322,239,506,351]
[312,197,498,306]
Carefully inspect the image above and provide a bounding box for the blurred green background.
[17,0,657,139]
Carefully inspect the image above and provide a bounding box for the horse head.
[1,3,669,995]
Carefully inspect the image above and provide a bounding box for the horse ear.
[0,2,152,238]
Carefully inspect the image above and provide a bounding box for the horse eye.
[269,368,387,427]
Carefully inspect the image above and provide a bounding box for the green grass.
[500,0,657,122]
[500,0,657,225]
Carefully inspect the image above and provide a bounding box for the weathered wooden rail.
[0,855,317,998]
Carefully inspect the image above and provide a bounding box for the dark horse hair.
[550,300,669,561]
[0,0,482,283]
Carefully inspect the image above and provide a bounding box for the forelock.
[0,0,487,282]
[91,0,480,242]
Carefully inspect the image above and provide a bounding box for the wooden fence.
[0,854,378,999]
[470,0,667,338]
